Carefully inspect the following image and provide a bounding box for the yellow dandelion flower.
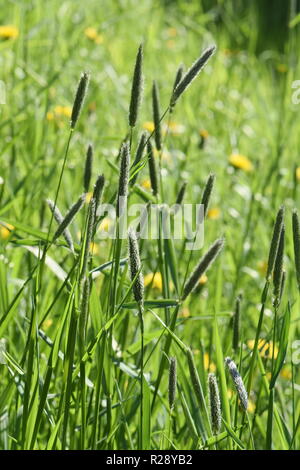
[199,129,209,139]
[141,179,151,190]
[207,208,221,220]
[203,353,216,372]
[247,339,278,360]
[276,64,288,73]
[47,105,72,122]
[280,366,292,380]
[198,274,208,285]
[46,111,54,121]
[144,272,163,291]
[99,217,113,232]
[295,167,300,181]
[248,400,256,414]
[0,25,19,39]
[164,122,185,135]
[42,319,53,330]
[142,121,155,133]
[0,223,14,240]
[85,192,93,204]
[84,27,98,40]
[229,154,253,172]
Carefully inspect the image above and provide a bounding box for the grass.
[1,0,300,450]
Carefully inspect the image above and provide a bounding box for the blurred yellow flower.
[153,148,171,162]
[229,154,253,172]
[0,25,19,39]
[84,27,104,44]
[47,105,72,122]
[164,122,185,135]
[280,366,292,380]
[257,260,268,276]
[203,353,216,372]
[180,307,190,318]
[85,192,93,203]
[99,217,113,232]
[142,121,155,133]
[247,339,278,360]
[276,64,288,73]
[207,208,221,220]
[141,179,151,190]
[144,272,163,291]
[0,223,14,240]
[199,129,209,139]
[248,400,256,414]
[90,242,100,256]
[295,167,300,181]
[166,40,175,49]
[198,274,208,285]
[42,319,53,330]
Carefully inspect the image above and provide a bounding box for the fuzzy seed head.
[129,44,144,127]
[128,228,144,306]
[71,72,90,129]
[84,144,93,193]
[147,140,158,196]
[225,357,248,411]
[266,206,285,280]
[152,81,162,151]
[131,132,147,186]
[168,357,177,411]
[201,173,215,218]
[53,194,85,241]
[208,373,221,435]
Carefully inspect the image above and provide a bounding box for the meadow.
[0,0,300,451]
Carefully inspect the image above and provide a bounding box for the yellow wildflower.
[142,121,155,133]
[203,353,216,372]
[248,400,256,414]
[85,192,93,203]
[180,307,190,318]
[90,242,100,256]
[229,153,253,172]
[0,223,14,240]
[99,217,113,232]
[141,179,151,190]
[164,122,185,135]
[207,208,221,220]
[153,148,171,162]
[84,27,104,44]
[295,167,300,181]
[199,274,208,285]
[47,105,72,122]
[276,64,288,73]
[42,319,53,330]
[247,339,278,360]
[0,25,19,39]
[199,129,209,139]
[144,272,163,291]
[280,366,292,380]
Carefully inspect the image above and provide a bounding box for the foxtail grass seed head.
[79,276,90,349]
[84,144,93,193]
[170,45,216,107]
[208,373,221,435]
[201,173,215,218]
[46,199,74,252]
[225,357,248,411]
[117,142,130,218]
[129,44,144,127]
[81,198,96,279]
[147,140,158,196]
[175,181,187,206]
[152,81,162,151]
[182,238,224,300]
[266,205,285,281]
[279,270,286,303]
[186,348,205,410]
[170,64,184,113]
[131,132,147,186]
[128,228,144,306]
[93,174,105,210]
[292,209,300,291]
[70,72,90,129]
[168,357,177,411]
[53,194,85,241]
[232,294,242,352]
[273,225,285,305]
